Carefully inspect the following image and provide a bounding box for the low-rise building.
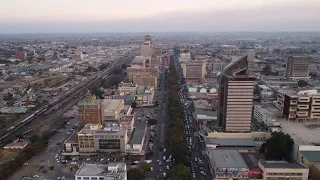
[276,88,320,122]
[118,82,138,95]
[258,160,309,180]
[126,122,147,155]
[254,105,281,128]
[103,99,125,121]
[3,139,29,150]
[208,149,249,179]
[75,163,127,180]
[78,124,127,153]
[135,85,155,106]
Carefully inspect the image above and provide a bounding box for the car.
[23,162,28,166]
[150,167,153,171]
[166,165,169,170]
[33,175,39,178]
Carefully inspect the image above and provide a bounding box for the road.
[173,54,213,180]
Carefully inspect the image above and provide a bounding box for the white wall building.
[75,163,127,180]
[254,105,281,127]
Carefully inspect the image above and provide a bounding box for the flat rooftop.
[206,138,262,147]
[208,149,248,169]
[259,161,307,169]
[104,99,123,112]
[131,56,146,64]
[78,99,101,106]
[241,153,265,169]
[279,119,320,145]
[299,151,320,162]
[75,163,126,177]
[130,121,147,145]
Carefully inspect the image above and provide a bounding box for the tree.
[168,164,193,180]
[91,87,104,98]
[311,50,317,54]
[140,163,152,172]
[112,67,123,75]
[309,72,317,79]
[30,135,40,143]
[262,64,272,76]
[85,66,97,72]
[131,101,137,108]
[121,64,127,69]
[99,63,109,70]
[127,168,145,180]
[261,132,294,160]
[297,79,308,87]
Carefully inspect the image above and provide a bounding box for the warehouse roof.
[208,149,248,169]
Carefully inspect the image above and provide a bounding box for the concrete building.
[258,160,309,180]
[118,82,138,95]
[75,163,127,180]
[135,85,155,106]
[78,95,104,125]
[126,122,147,155]
[217,56,255,132]
[181,60,206,79]
[254,105,281,128]
[208,149,249,179]
[103,99,125,121]
[78,124,127,153]
[127,67,159,82]
[277,88,320,122]
[286,56,311,80]
[131,56,151,68]
[132,72,158,88]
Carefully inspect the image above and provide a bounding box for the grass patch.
[0,150,17,165]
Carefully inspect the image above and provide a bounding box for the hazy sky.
[0,0,319,33]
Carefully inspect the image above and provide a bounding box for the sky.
[0,0,319,33]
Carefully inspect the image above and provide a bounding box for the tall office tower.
[217,56,255,132]
[78,95,104,126]
[181,60,206,79]
[286,56,311,80]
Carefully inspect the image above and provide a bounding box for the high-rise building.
[286,56,310,80]
[217,56,255,132]
[181,60,206,79]
[132,72,158,87]
[78,95,104,126]
[127,67,159,82]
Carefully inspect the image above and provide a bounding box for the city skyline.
[0,0,320,33]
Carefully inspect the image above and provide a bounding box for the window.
[83,177,89,180]
[77,177,81,180]
[91,178,98,180]
[99,178,104,180]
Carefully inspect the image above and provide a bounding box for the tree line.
[166,56,193,180]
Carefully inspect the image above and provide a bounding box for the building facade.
[78,124,127,153]
[217,56,255,132]
[78,95,104,126]
[118,83,138,95]
[127,67,159,82]
[181,60,206,79]
[258,160,309,180]
[132,72,158,88]
[277,89,320,122]
[286,56,311,80]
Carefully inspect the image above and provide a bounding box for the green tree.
[140,163,152,172]
[297,79,308,87]
[121,64,127,69]
[112,67,123,75]
[261,132,294,160]
[262,64,272,76]
[91,88,103,98]
[168,164,193,180]
[85,66,98,72]
[127,168,145,180]
[99,63,110,70]
[131,101,137,108]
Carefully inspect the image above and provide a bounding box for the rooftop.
[241,153,265,169]
[259,160,307,169]
[104,99,123,112]
[131,56,146,65]
[78,98,101,106]
[208,149,248,169]
[75,163,126,178]
[65,133,78,144]
[129,121,147,145]
[299,151,320,162]
[206,138,261,147]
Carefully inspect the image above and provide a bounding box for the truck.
[144,160,152,164]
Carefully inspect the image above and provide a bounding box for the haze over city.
[1,0,320,33]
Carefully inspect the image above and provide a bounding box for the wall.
[207,131,271,140]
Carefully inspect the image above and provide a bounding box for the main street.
[173,54,213,180]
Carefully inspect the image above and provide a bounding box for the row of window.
[77,177,104,180]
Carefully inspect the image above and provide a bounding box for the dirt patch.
[0,150,17,165]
